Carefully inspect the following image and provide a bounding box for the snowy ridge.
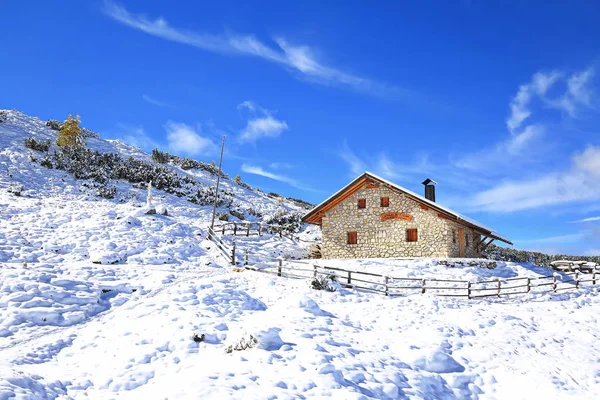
[1,110,600,399]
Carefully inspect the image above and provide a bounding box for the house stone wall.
[320,185,481,259]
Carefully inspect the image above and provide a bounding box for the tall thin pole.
[210,136,226,229]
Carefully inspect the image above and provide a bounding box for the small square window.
[407,228,418,242]
[347,231,357,245]
[358,199,366,209]
[381,197,390,207]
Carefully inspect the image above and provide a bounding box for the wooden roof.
[302,172,513,245]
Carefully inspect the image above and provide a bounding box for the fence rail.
[212,221,317,242]
[206,227,600,299]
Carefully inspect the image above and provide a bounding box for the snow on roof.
[303,171,512,245]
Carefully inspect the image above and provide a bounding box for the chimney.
[422,178,437,202]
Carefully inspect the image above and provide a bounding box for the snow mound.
[413,350,466,373]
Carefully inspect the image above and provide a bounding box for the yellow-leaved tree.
[57,114,84,148]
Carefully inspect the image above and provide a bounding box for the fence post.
[526,277,531,293]
[553,274,557,292]
[233,222,237,236]
[278,258,282,277]
[313,265,318,278]
[258,224,262,236]
[246,224,250,237]
[231,242,236,266]
[244,249,249,266]
[208,227,212,241]
[279,230,282,239]
[384,276,389,296]
[593,270,596,285]
[497,278,501,297]
[467,281,471,299]
[421,279,426,294]
[222,225,225,235]
[347,271,352,286]
[575,271,579,289]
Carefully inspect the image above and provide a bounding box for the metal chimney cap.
[422,178,437,186]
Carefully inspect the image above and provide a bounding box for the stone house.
[302,172,512,259]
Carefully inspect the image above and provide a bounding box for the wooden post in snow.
[233,222,237,236]
[313,265,318,278]
[553,275,558,292]
[497,278,501,297]
[244,249,249,266]
[347,271,352,286]
[575,271,579,289]
[384,276,389,296]
[278,258,282,277]
[231,242,236,266]
[526,278,531,293]
[421,279,426,294]
[467,281,471,299]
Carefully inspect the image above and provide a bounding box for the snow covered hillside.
[1,110,600,399]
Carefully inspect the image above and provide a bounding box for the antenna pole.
[210,136,226,230]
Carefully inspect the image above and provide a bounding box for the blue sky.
[2,1,600,255]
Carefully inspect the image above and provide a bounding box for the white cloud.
[554,67,595,115]
[572,216,600,223]
[237,101,288,143]
[467,146,600,212]
[116,124,159,151]
[239,116,288,143]
[269,162,293,170]
[103,1,391,95]
[515,233,586,245]
[241,163,315,191]
[507,71,561,133]
[142,94,172,108]
[164,121,216,156]
[338,141,367,177]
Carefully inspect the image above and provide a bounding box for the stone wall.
[320,185,481,259]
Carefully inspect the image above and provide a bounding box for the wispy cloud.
[165,121,217,156]
[467,145,600,212]
[103,1,392,95]
[269,162,293,170]
[241,163,316,191]
[238,101,288,143]
[142,94,172,108]
[514,233,586,245]
[115,123,159,151]
[571,216,600,223]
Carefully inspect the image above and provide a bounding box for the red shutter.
[347,231,357,244]
[358,199,366,209]
[407,229,418,242]
[381,197,390,207]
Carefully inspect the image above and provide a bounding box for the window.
[381,197,390,207]
[358,199,366,209]
[407,228,418,242]
[347,231,357,245]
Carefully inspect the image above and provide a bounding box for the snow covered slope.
[1,110,600,399]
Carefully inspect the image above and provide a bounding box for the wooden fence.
[212,221,319,243]
[207,227,599,299]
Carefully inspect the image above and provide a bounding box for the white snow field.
[1,110,600,399]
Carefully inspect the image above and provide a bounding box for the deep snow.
[1,110,600,399]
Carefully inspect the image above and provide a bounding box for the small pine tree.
[57,115,84,148]
[234,174,242,184]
